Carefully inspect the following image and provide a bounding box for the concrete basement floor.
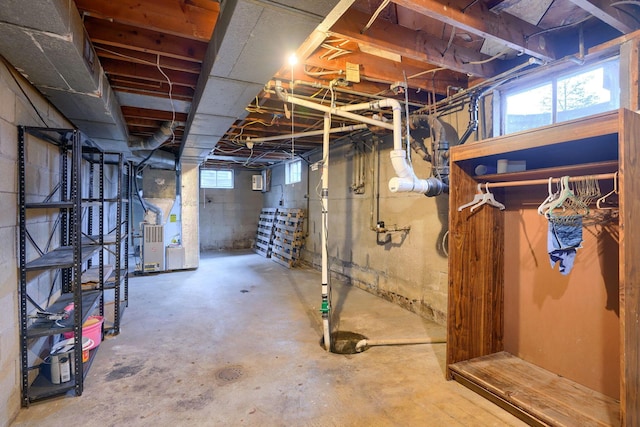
[12,251,526,427]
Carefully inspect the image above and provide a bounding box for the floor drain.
[215,365,244,383]
[322,331,368,354]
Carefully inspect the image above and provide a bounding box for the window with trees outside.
[285,159,302,184]
[502,57,620,135]
[200,169,234,189]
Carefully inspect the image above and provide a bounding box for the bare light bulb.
[288,53,298,66]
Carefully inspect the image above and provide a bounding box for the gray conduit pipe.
[355,337,447,352]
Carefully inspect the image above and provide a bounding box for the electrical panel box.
[252,174,263,191]
[142,224,165,272]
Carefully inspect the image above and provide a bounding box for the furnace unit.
[142,224,165,272]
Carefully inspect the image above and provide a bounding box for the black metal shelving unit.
[81,151,130,335]
[18,127,102,406]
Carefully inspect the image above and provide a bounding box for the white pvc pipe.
[277,90,394,131]
[355,337,447,352]
[246,124,368,143]
[321,112,331,351]
[277,85,433,195]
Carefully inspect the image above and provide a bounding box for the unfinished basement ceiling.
[0,0,636,168]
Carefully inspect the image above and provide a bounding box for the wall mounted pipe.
[406,114,450,195]
[457,95,479,145]
[355,337,447,352]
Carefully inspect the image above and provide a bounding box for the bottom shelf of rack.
[25,346,99,404]
[449,351,619,427]
[104,300,127,335]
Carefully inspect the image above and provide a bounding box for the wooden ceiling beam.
[390,0,556,62]
[121,106,189,123]
[94,44,201,74]
[101,57,199,87]
[110,84,194,101]
[329,8,498,78]
[302,47,467,96]
[83,16,207,63]
[567,0,639,34]
[74,0,219,41]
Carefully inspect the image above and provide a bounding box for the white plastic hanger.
[537,177,559,215]
[596,171,618,209]
[457,184,484,212]
[545,176,588,219]
[458,183,505,212]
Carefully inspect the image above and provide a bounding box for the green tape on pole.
[320,300,329,313]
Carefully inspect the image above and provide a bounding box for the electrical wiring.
[525,15,593,40]
[304,65,343,77]
[361,0,391,34]
[441,26,457,57]
[464,47,511,65]
[155,54,176,145]
[319,42,352,61]
[231,118,275,146]
[242,146,254,167]
[213,145,247,154]
[95,46,177,147]
[407,67,447,80]
[245,96,266,114]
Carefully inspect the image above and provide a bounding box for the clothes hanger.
[596,171,618,209]
[544,176,572,216]
[457,183,484,212]
[469,183,505,212]
[545,176,588,220]
[537,177,558,215]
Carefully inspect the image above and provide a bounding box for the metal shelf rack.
[17,127,104,405]
[81,150,130,335]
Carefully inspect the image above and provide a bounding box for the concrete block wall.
[199,168,263,250]
[266,128,461,325]
[0,59,73,427]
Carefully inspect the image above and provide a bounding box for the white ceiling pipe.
[246,123,368,143]
[276,83,394,130]
[338,99,435,194]
[275,84,433,195]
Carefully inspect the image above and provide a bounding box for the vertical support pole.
[113,153,123,334]
[321,112,331,351]
[70,130,84,396]
[18,127,29,406]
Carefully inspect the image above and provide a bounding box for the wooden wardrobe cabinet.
[447,108,640,426]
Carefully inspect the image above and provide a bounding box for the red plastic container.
[63,316,103,350]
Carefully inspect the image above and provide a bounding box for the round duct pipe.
[128,121,180,152]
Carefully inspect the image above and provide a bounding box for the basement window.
[285,160,302,185]
[200,169,234,189]
[502,57,620,134]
